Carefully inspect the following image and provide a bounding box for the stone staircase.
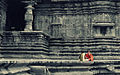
[47,38,120,74]
[49,38,120,60]
[0,63,31,75]
[0,31,120,74]
[47,49,120,60]
[48,61,93,75]
[0,59,120,75]
[0,31,50,59]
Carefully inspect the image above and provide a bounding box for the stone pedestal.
[0,31,50,59]
[22,1,36,31]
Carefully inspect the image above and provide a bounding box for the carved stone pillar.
[106,27,110,36]
[22,1,36,31]
[96,27,101,36]
[116,26,119,37]
[0,14,1,29]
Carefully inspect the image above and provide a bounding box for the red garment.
[85,53,93,61]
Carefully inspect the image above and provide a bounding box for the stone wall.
[34,2,91,38]
[34,0,120,39]
[115,8,120,38]
[0,0,7,31]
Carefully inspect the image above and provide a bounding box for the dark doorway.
[100,26,107,36]
[6,0,25,31]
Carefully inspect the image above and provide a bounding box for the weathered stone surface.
[0,0,7,31]
[0,0,120,75]
[0,31,50,58]
[51,72,93,75]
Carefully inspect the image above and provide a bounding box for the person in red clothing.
[85,51,93,61]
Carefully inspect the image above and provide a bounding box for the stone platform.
[0,31,120,75]
[0,59,120,75]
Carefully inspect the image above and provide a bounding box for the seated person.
[85,51,93,61]
[79,51,86,61]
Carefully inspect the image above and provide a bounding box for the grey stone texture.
[0,0,120,75]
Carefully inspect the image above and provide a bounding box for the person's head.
[88,50,91,55]
[81,51,84,53]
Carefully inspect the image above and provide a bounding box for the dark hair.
[81,51,84,53]
[88,50,91,52]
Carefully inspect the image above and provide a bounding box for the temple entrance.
[6,0,25,31]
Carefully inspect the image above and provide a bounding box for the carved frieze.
[0,31,49,47]
[92,13,115,23]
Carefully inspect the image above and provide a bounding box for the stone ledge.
[0,59,119,65]
[0,59,93,64]
[51,71,93,75]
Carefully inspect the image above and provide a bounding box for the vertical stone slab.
[30,66,50,75]
[34,9,53,35]
[115,13,120,38]
[0,0,7,31]
[84,14,91,38]
[33,11,40,31]
[50,15,62,38]
[79,15,86,38]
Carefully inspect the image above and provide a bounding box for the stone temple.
[0,0,120,75]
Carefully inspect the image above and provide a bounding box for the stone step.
[30,65,93,75]
[48,66,90,72]
[50,47,120,51]
[50,40,120,45]
[95,73,120,75]
[30,66,49,75]
[1,50,120,60]
[50,43,120,46]
[94,56,120,60]
[1,43,48,47]
[48,52,120,56]
[93,60,120,66]
[60,50,119,53]
[0,54,48,59]
[0,59,120,66]
[51,71,93,75]
[0,48,50,52]
[1,52,120,60]
[114,69,120,73]
[58,50,120,53]
[0,59,94,65]
[50,39,120,42]
[91,65,120,68]
[50,40,120,43]
[0,50,49,59]
[8,66,30,74]
[0,66,30,75]
[92,68,120,75]
[48,65,120,72]
[45,56,120,60]
[15,72,32,75]
[0,47,49,51]
[50,51,120,55]
[0,51,49,54]
[50,41,120,43]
